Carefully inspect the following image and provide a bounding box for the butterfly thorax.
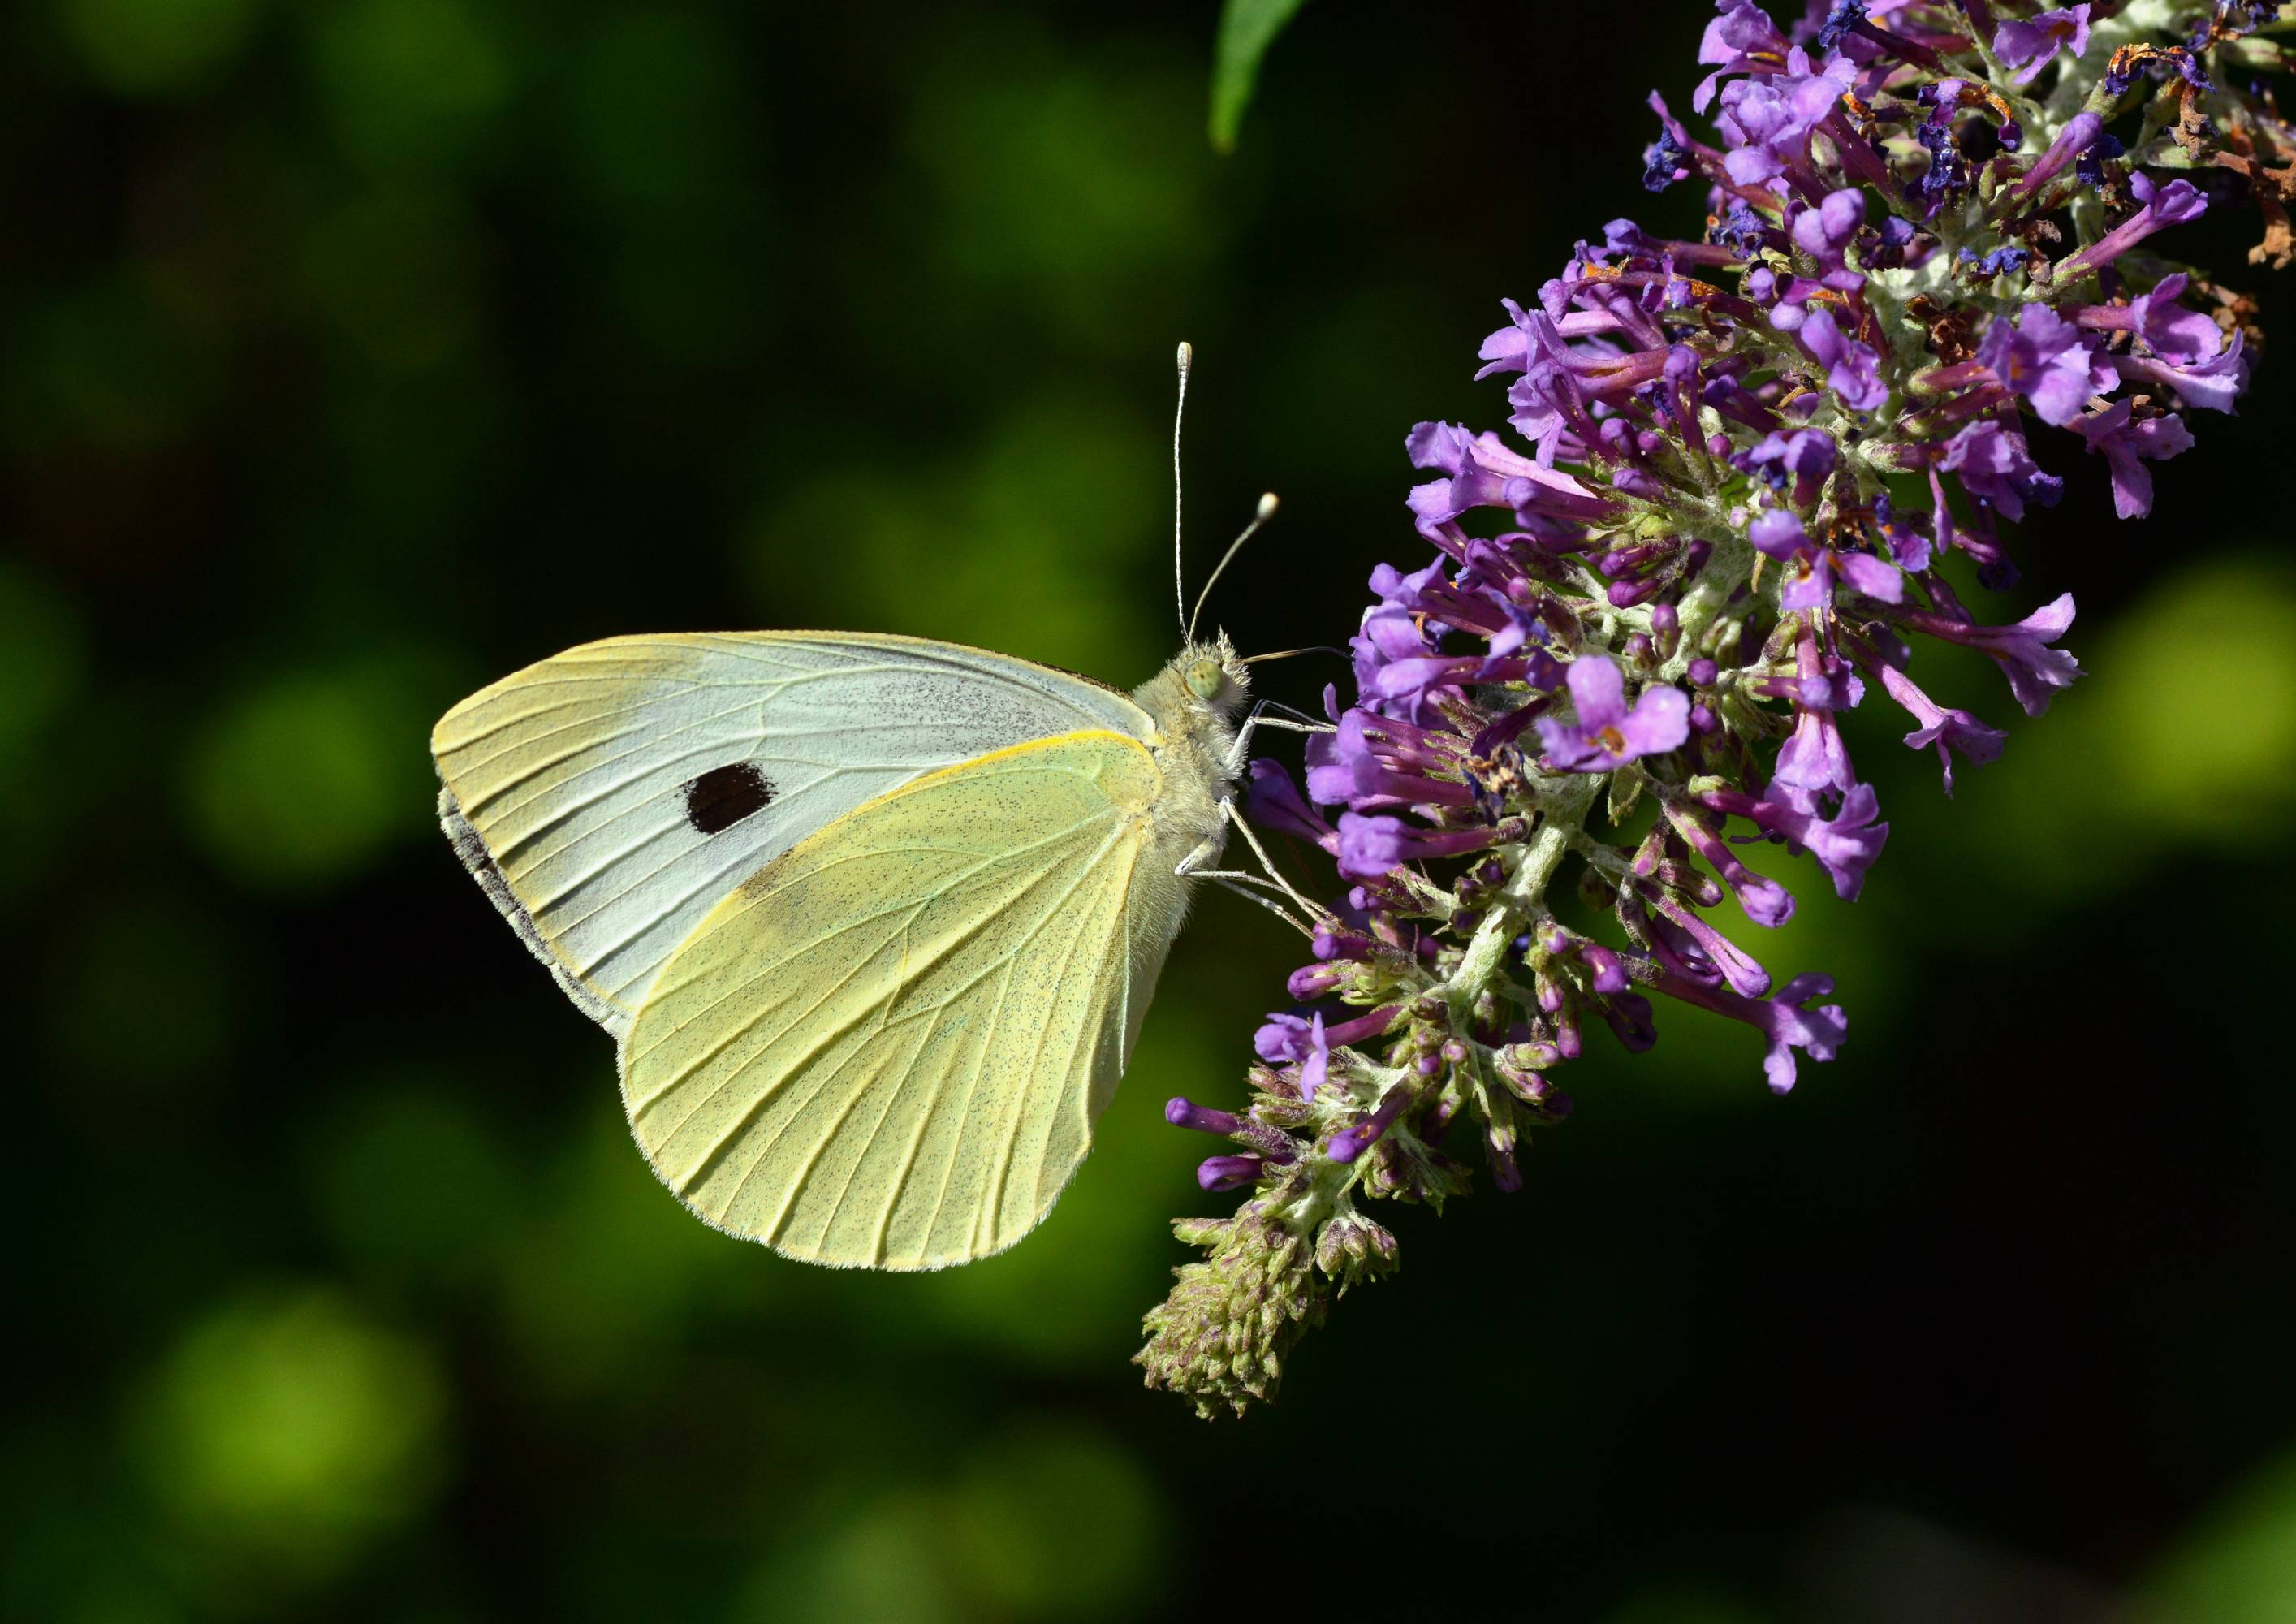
[1129,634,1249,880]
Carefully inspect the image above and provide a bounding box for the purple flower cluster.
[1140,0,2289,1419]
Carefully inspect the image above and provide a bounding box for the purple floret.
[1535,655,1690,772]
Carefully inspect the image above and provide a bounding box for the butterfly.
[431,346,1293,1271]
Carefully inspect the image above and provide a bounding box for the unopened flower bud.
[1166,1097,1243,1136]
[1196,1155,1264,1193]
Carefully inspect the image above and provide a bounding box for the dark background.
[6,1,2294,1618]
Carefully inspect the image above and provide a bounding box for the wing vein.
[975,823,1131,1253]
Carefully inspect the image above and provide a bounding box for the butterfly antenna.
[1186,492,1280,645]
[1239,646,1347,665]
[1172,341,1193,641]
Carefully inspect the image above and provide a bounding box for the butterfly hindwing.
[617,730,1172,1270]
[431,633,1150,1036]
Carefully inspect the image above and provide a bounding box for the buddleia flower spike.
[1140,0,2290,1419]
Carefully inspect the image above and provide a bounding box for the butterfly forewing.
[617,731,1170,1270]
[431,633,1151,1035]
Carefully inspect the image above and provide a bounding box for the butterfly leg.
[1176,818,1306,926]
[1174,827,1224,877]
[1220,701,1333,780]
[1215,795,1323,916]
[1198,873,1310,926]
[1174,797,1323,931]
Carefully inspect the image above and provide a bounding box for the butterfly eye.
[1185,659,1223,700]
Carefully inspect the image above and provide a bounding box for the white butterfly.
[433,346,1293,1270]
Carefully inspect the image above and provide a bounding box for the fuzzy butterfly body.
[433,630,1250,1268]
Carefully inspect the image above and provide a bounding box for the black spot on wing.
[684,762,775,835]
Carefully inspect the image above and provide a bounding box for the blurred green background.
[5,1,2294,1618]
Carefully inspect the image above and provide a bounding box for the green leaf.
[1208,0,1312,153]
